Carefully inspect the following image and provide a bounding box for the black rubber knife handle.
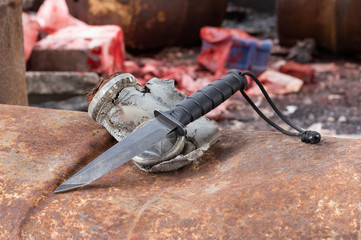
[155,69,248,131]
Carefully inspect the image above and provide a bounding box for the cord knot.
[301,131,321,144]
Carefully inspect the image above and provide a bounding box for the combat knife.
[54,70,247,193]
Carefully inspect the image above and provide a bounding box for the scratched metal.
[1,104,361,239]
[0,0,28,105]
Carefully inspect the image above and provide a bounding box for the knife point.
[53,183,85,193]
[56,118,173,192]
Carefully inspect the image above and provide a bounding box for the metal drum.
[66,0,227,50]
[277,0,361,54]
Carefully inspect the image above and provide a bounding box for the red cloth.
[279,61,315,83]
[34,25,126,74]
[22,13,40,61]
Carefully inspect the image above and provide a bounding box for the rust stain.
[142,2,148,9]
[0,104,361,238]
[145,18,156,29]
[0,104,115,239]
[88,0,132,28]
[134,0,142,16]
[157,11,166,23]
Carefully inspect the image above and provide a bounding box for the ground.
[219,54,361,137]
[154,8,361,138]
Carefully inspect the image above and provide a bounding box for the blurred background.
[1,0,360,138]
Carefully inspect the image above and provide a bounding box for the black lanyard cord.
[240,72,321,144]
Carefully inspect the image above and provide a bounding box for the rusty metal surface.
[0,104,115,238]
[1,104,361,239]
[277,0,361,54]
[0,0,28,105]
[66,0,227,50]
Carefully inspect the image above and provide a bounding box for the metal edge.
[88,73,139,122]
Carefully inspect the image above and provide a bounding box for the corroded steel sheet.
[0,104,115,238]
[0,0,28,105]
[1,104,361,239]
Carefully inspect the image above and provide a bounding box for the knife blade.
[54,69,247,193]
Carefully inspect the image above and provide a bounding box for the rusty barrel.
[277,0,361,54]
[66,0,227,50]
[1,104,361,238]
[0,0,28,105]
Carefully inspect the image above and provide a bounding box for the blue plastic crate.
[225,38,272,73]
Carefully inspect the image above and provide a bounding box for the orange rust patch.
[157,11,166,22]
[0,104,361,238]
